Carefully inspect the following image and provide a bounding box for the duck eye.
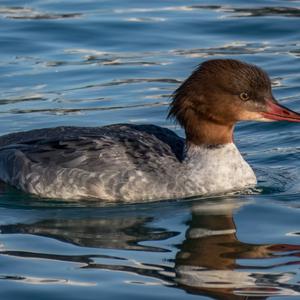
[240,92,250,101]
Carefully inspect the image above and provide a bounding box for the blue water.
[1,0,300,299]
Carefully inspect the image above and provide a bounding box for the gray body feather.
[0,124,256,202]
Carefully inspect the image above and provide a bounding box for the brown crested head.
[168,59,300,146]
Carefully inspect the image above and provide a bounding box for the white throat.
[183,143,257,195]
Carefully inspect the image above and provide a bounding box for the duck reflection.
[175,201,300,298]
[0,213,178,252]
[0,199,300,297]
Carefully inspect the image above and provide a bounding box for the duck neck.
[185,119,234,147]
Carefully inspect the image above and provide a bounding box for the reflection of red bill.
[261,98,300,122]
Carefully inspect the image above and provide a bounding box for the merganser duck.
[0,59,300,202]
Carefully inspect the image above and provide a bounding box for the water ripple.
[221,6,300,18]
[172,41,267,58]
[0,94,46,105]
[5,101,168,115]
[112,4,300,19]
[0,6,82,20]
[0,274,96,286]
[64,48,171,67]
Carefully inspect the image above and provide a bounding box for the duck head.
[169,59,300,146]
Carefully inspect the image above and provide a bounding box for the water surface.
[1,0,300,299]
